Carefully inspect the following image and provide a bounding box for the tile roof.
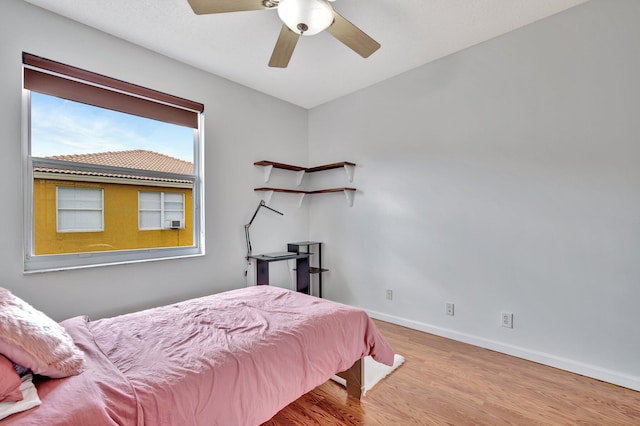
[35,150,194,184]
[47,150,193,174]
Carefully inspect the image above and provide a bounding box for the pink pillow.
[0,288,85,379]
[0,354,22,403]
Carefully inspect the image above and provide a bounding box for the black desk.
[249,253,310,294]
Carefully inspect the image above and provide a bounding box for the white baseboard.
[365,309,640,392]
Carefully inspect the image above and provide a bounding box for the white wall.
[2,0,638,392]
[0,0,309,321]
[308,0,640,390]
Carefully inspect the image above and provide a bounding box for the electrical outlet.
[386,289,393,300]
[446,303,454,316]
[501,312,513,328]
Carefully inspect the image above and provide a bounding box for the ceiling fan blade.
[326,11,380,58]
[187,0,268,15]
[268,25,300,68]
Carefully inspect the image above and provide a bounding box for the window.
[139,191,185,230]
[23,53,205,272]
[57,187,104,232]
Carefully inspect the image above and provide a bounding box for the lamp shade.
[277,0,334,36]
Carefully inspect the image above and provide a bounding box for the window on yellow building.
[139,191,185,230]
[57,187,104,232]
[23,53,205,272]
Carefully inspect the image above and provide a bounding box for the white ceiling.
[23,0,588,109]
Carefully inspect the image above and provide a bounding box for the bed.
[0,285,394,425]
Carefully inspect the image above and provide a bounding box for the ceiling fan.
[186,0,380,68]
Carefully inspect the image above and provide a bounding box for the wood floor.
[264,320,640,425]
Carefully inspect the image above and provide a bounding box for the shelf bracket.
[296,170,305,186]
[298,193,305,208]
[255,189,274,205]
[344,189,355,207]
[344,164,355,182]
[262,164,274,183]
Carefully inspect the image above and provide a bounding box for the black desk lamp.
[244,200,284,276]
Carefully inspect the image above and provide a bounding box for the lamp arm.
[245,224,252,260]
[244,200,284,262]
[247,200,283,226]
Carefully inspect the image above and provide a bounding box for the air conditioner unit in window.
[169,220,182,229]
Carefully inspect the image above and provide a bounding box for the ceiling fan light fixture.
[277,0,334,36]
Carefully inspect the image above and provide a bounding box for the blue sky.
[30,92,194,162]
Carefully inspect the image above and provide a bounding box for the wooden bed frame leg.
[336,358,364,400]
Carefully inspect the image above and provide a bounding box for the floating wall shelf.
[254,160,357,206]
[254,187,356,207]
[255,160,355,186]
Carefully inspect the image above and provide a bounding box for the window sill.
[24,246,204,274]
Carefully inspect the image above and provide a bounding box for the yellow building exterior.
[33,150,194,256]
[34,178,193,255]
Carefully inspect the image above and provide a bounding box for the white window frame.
[23,85,205,273]
[139,191,186,230]
[56,186,104,233]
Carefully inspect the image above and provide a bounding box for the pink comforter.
[2,286,394,425]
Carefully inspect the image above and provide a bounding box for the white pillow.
[0,288,85,378]
[0,374,41,420]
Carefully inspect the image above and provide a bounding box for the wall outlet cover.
[446,303,454,316]
[501,312,514,328]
